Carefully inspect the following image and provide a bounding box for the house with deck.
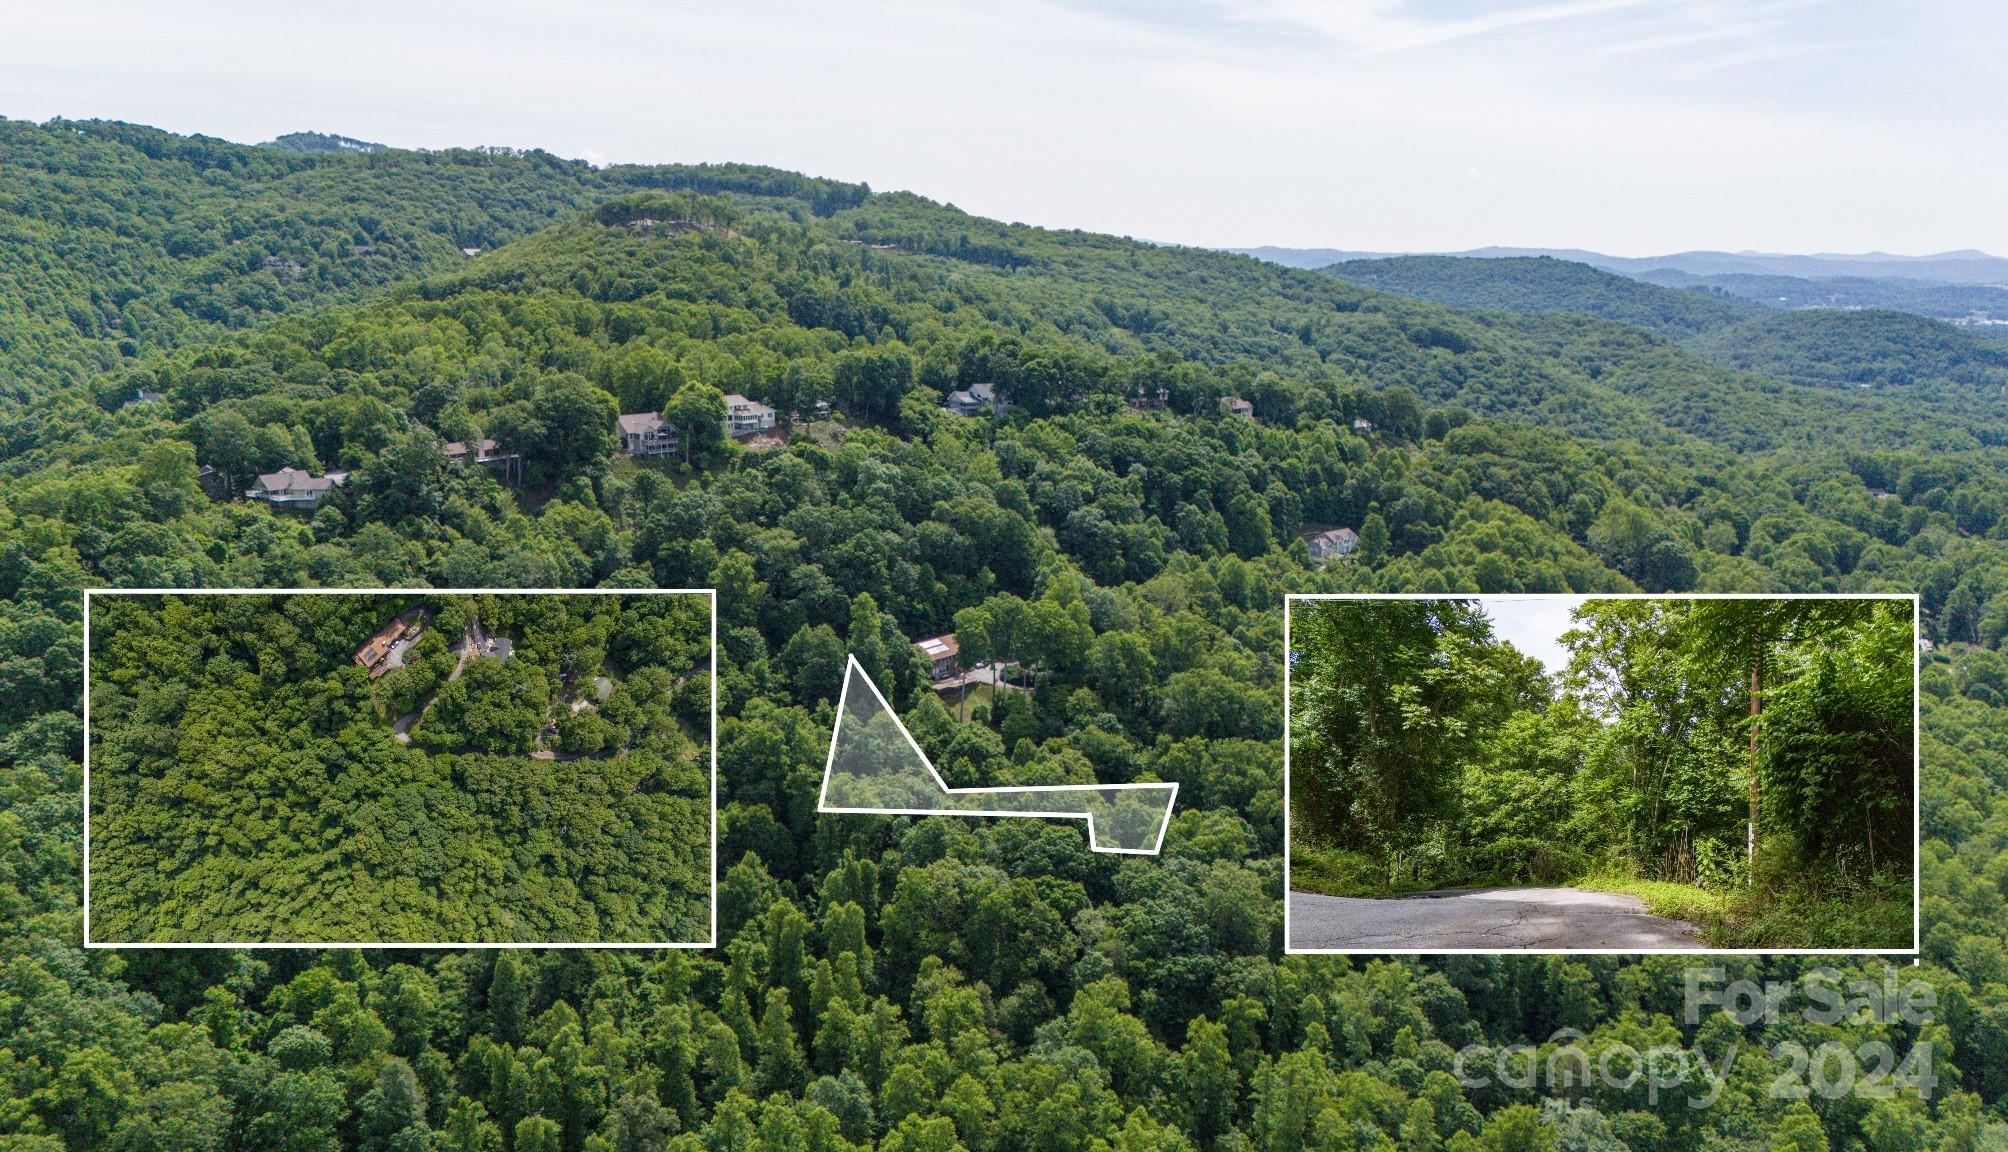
[354,609,425,678]
[445,438,523,483]
[246,467,348,511]
[723,394,777,437]
[444,437,499,464]
[1221,396,1255,420]
[618,412,679,457]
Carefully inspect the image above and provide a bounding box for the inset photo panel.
[84,588,717,948]
[1284,594,1919,955]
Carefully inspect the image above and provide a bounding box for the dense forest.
[1288,597,1916,947]
[2,118,2008,1150]
[86,592,713,944]
[1684,311,2008,401]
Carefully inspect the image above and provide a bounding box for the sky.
[2,1,2003,255]
[1479,596,1582,677]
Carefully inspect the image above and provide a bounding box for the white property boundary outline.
[816,654,1179,855]
[83,587,719,950]
[1282,592,1923,957]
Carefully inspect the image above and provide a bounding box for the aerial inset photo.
[1287,595,1917,952]
[85,590,714,945]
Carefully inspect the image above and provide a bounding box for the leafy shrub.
[1694,836,1748,892]
[1464,836,1588,886]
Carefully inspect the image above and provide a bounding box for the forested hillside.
[4,121,2008,1150]
[1318,256,1762,339]
[1684,309,2008,405]
[0,118,869,396]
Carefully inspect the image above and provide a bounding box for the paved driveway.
[1288,886,1704,950]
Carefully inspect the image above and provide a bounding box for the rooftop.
[253,466,347,494]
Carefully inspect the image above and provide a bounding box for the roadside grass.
[1728,872,1914,950]
[1579,870,1913,950]
[1289,845,1448,899]
[1290,843,1533,899]
[1577,872,1735,941]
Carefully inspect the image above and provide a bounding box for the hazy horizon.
[1224,242,2005,261]
[4,1,2002,256]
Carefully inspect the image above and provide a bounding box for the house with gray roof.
[618,412,679,457]
[246,467,348,511]
[945,381,1009,417]
[1308,527,1359,562]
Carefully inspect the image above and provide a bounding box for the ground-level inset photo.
[1285,594,1918,953]
[84,588,716,947]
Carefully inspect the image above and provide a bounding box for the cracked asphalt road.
[1288,886,1705,950]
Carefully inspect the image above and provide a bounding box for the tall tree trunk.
[1747,648,1762,871]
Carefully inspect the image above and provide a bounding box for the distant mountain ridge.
[1231,244,2008,286]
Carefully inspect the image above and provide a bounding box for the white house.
[1221,396,1256,420]
[722,394,777,437]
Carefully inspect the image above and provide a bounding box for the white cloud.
[1481,597,1583,678]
